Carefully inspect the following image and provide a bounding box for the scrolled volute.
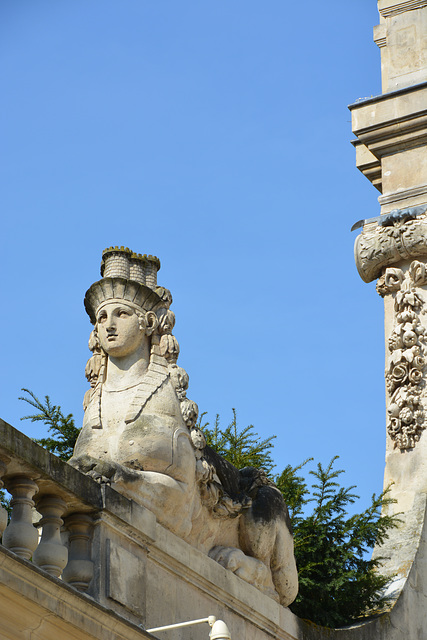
[355,214,427,283]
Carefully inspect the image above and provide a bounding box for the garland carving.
[377,261,427,450]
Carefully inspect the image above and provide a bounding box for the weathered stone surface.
[106,540,145,617]
[350,83,427,207]
[69,246,299,607]
[377,1,427,92]
[351,0,427,632]
[354,211,427,282]
[0,545,153,640]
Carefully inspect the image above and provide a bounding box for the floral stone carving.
[354,211,427,283]
[69,247,298,607]
[377,261,427,450]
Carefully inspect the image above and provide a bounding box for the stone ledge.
[0,545,152,640]
[149,522,299,638]
[351,90,427,158]
[90,495,302,638]
[378,184,427,208]
[348,81,427,111]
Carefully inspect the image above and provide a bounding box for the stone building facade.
[1,1,427,638]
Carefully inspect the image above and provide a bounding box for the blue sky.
[1,1,384,510]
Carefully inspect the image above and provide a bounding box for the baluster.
[32,495,68,577]
[62,513,94,592]
[0,461,8,537]
[2,476,39,559]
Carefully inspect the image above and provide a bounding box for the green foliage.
[0,489,11,518]
[19,388,81,461]
[199,408,276,473]
[275,457,313,527]
[277,457,400,628]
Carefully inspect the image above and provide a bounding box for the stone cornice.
[366,113,427,157]
[379,0,427,17]
[375,36,387,48]
[374,24,387,48]
[351,84,427,159]
[379,184,427,207]
[349,81,427,110]
[354,112,427,158]
[352,139,382,191]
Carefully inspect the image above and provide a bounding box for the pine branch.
[19,388,81,461]
[203,409,276,473]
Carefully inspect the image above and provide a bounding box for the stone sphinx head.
[94,302,158,359]
[84,247,165,365]
[81,246,198,429]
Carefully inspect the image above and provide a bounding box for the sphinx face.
[96,302,145,358]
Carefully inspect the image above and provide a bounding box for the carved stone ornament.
[354,212,427,283]
[377,261,427,450]
[69,246,299,607]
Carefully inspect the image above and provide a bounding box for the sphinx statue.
[69,247,298,606]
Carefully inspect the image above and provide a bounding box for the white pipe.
[147,615,217,633]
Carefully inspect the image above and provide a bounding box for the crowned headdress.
[84,247,164,323]
[83,246,175,427]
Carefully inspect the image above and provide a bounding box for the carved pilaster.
[378,261,427,449]
[62,513,94,592]
[33,495,68,577]
[2,476,39,560]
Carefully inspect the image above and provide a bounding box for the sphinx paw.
[209,545,278,601]
[87,469,111,485]
[86,460,118,485]
[209,546,245,572]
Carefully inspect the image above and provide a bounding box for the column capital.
[355,210,427,282]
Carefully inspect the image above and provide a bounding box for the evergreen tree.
[276,457,400,627]
[19,388,81,461]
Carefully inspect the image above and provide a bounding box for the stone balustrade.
[0,416,157,631]
[0,420,97,592]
